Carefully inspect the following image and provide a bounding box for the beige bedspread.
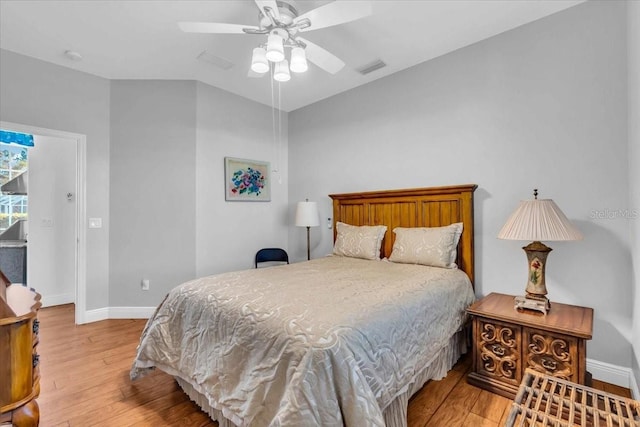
[130,256,475,426]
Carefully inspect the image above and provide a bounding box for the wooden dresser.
[467,292,593,399]
[0,271,42,426]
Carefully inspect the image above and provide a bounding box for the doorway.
[0,121,87,324]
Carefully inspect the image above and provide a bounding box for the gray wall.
[629,0,640,394]
[109,80,290,306]
[195,82,289,277]
[109,80,197,306]
[0,49,111,311]
[288,1,631,368]
[0,50,289,312]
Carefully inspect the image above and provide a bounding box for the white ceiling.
[0,0,584,112]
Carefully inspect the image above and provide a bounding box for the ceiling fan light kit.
[289,47,308,73]
[180,0,372,83]
[266,32,285,63]
[250,47,270,73]
[273,59,291,82]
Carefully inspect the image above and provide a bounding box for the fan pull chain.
[278,81,282,184]
[270,62,278,176]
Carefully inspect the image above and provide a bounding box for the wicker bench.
[505,369,640,426]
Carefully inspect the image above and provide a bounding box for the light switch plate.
[89,218,102,228]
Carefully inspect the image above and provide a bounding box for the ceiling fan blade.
[254,0,281,22]
[295,1,372,32]
[178,22,258,34]
[297,37,345,74]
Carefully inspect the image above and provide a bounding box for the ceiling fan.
[178,0,372,82]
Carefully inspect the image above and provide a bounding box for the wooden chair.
[505,368,640,426]
[255,248,289,268]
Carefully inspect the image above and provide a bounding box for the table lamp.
[497,189,583,314]
[295,199,319,260]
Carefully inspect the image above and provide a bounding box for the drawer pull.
[33,319,40,335]
[541,358,557,371]
[33,353,40,368]
[491,344,505,357]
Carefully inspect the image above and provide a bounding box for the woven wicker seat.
[505,369,640,427]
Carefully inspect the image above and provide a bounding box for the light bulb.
[290,47,308,73]
[251,47,269,73]
[266,33,285,63]
[274,60,291,82]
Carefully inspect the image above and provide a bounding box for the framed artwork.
[224,157,271,202]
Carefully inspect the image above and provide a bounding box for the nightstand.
[467,292,593,399]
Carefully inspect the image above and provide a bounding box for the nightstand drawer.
[524,327,579,382]
[475,318,522,387]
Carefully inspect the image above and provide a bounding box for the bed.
[131,184,478,427]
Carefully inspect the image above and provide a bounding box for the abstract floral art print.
[224,157,271,202]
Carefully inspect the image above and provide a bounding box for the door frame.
[1,121,87,324]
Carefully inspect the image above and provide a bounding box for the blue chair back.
[255,248,289,268]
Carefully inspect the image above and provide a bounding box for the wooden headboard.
[329,184,478,286]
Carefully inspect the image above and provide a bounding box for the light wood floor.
[35,304,631,427]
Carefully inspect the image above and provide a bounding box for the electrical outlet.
[141,279,150,291]
[327,218,332,229]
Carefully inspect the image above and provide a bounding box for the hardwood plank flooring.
[34,304,630,427]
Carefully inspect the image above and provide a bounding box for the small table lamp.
[295,199,319,260]
[497,189,583,314]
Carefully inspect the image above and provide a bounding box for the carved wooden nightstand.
[467,292,593,399]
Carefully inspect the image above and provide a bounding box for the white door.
[27,135,77,306]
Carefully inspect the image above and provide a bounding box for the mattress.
[131,256,475,426]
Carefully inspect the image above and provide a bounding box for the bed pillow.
[388,223,463,268]
[333,222,387,260]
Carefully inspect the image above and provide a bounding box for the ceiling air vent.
[356,59,387,75]
[197,50,234,70]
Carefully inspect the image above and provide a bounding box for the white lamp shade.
[295,201,319,227]
[266,33,285,62]
[251,47,269,73]
[290,47,308,73]
[273,60,291,82]
[498,198,583,241]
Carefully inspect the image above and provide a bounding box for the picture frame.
[224,157,271,202]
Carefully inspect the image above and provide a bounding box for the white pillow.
[388,223,463,268]
[333,222,387,260]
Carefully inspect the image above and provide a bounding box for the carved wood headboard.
[329,184,478,287]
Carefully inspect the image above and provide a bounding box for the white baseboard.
[587,358,633,389]
[83,307,109,323]
[41,292,74,308]
[108,306,156,319]
[82,306,155,323]
[631,370,640,400]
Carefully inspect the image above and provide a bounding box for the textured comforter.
[131,256,475,426]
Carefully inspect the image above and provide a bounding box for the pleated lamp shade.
[498,198,583,241]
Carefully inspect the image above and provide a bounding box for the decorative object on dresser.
[497,189,583,315]
[0,270,41,427]
[295,199,319,260]
[467,292,593,400]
